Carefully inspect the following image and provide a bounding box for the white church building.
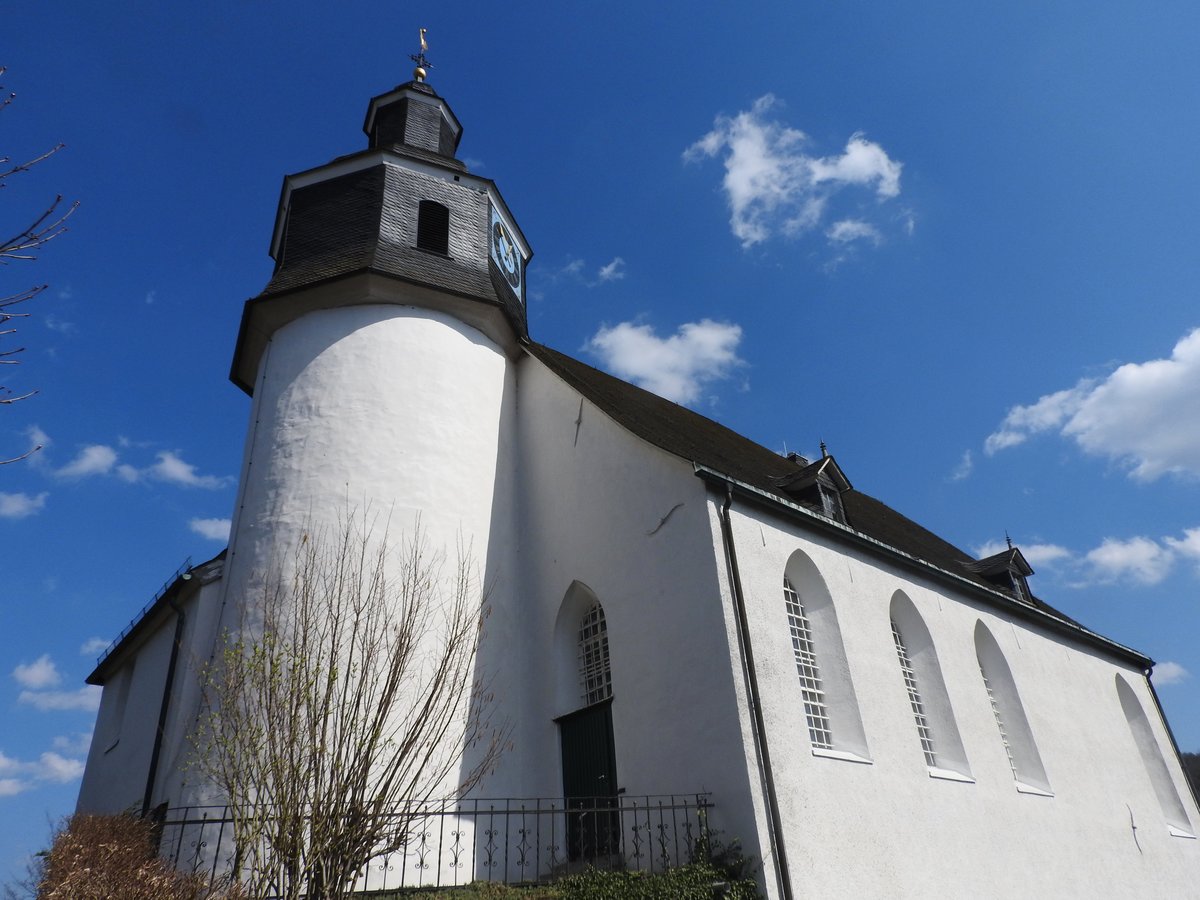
[77,64,1199,898]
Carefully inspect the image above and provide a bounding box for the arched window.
[784,551,869,760]
[784,578,832,748]
[974,621,1051,794]
[1115,675,1192,835]
[890,593,970,779]
[578,602,612,706]
[416,200,450,254]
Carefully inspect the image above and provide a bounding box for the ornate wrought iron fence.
[158,793,712,894]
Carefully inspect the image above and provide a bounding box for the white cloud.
[79,637,110,656]
[684,95,902,249]
[0,491,48,519]
[0,746,88,795]
[1022,543,1073,568]
[950,450,974,481]
[56,444,118,478]
[985,328,1200,480]
[979,526,1200,588]
[546,256,626,287]
[25,424,50,452]
[0,778,28,797]
[18,686,102,712]
[586,319,745,406]
[190,517,231,541]
[1153,661,1190,686]
[44,315,76,334]
[596,257,626,282]
[118,451,231,489]
[12,654,61,690]
[52,731,93,756]
[36,751,84,783]
[1083,536,1175,586]
[148,451,231,488]
[827,219,882,246]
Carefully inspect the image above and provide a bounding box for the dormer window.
[775,454,851,525]
[416,200,450,255]
[964,546,1036,606]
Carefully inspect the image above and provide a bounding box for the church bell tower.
[220,36,529,672]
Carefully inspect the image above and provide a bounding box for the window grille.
[892,619,937,767]
[416,200,450,254]
[578,603,612,706]
[784,577,833,749]
[981,665,1018,780]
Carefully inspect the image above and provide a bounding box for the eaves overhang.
[86,552,226,686]
[229,269,525,395]
[695,465,1152,669]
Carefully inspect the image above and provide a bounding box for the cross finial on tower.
[410,27,432,82]
[819,441,829,458]
[1005,531,1014,551]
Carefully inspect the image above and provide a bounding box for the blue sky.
[4,0,1200,881]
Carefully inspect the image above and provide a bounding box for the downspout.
[1144,667,1200,811]
[142,580,189,817]
[719,483,793,900]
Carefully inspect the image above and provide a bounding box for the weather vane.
[411,27,431,82]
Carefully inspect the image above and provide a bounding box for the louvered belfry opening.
[416,200,450,255]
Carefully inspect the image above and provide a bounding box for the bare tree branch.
[192,510,508,900]
[1,66,77,461]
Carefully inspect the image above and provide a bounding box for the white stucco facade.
[76,74,1199,898]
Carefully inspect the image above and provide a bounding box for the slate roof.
[526,341,1147,665]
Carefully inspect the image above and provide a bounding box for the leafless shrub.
[192,510,507,899]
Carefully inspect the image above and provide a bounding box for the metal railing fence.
[159,793,713,894]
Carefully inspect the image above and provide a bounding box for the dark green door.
[557,700,619,861]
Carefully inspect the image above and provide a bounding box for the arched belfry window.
[416,200,450,254]
[783,551,869,761]
[889,593,971,779]
[1115,675,1193,835]
[578,602,613,706]
[974,621,1051,794]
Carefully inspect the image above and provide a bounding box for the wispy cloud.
[0,492,48,519]
[684,94,903,250]
[116,450,233,489]
[1153,661,1190,686]
[56,444,118,479]
[0,747,88,796]
[545,256,627,288]
[52,731,93,756]
[586,319,745,406]
[44,315,77,335]
[827,219,882,246]
[950,450,974,482]
[985,328,1200,480]
[12,654,62,690]
[79,637,110,657]
[148,451,232,488]
[596,257,626,282]
[190,516,231,541]
[18,686,102,712]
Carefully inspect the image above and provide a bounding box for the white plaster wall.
[77,571,229,815]
[724,499,1199,898]
[507,355,769,871]
[184,301,517,808]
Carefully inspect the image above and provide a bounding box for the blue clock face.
[490,204,523,299]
